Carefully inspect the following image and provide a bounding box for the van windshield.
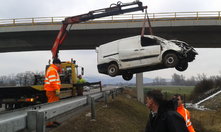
[141,36,159,47]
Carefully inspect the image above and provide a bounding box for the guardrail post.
[27,111,45,132]
[174,12,177,20]
[32,18,34,25]
[153,13,155,21]
[115,89,118,97]
[13,19,16,25]
[120,88,124,94]
[36,112,45,132]
[52,17,54,24]
[27,111,37,132]
[196,12,199,20]
[103,92,108,107]
[219,11,220,20]
[87,95,91,105]
[111,90,115,100]
[91,97,96,121]
[132,14,134,22]
[99,81,102,92]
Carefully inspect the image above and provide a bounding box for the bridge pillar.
[136,73,144,103]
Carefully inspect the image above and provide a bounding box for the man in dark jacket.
[145,90,188,132]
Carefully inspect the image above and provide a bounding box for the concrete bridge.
[0,11,221,53]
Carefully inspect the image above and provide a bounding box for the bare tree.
[171,73,185,85]
[0,75,16,86]
[15,71,35,86]
[196,73,207,81]
[0,71,45,86]
[185,76,197,86]
[16,73,24,86]
[152,77,167,85]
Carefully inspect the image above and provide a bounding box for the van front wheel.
[175,62,188,71]
[122,72,133,81]
[107,63,119,77]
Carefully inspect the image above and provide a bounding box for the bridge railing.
[0,11,220,26]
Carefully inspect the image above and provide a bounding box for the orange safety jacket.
[177,104,195,132]
[44,64,61,91]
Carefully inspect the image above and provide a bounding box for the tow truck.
[0,1,147,110]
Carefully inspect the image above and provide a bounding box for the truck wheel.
[122,72,133,81]
[107,63,119,77]
[175,62,188,71]
[163,53,178,67]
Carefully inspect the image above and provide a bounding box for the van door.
[139,36,161,65]
[118,37,142,69]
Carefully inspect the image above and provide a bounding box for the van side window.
[141,36,159,47]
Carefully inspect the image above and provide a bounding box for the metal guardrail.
[192,87,221,103]
[195,88,221,105]
[0,110,27,132]
[0,87,123,132]
[0,11,220,26]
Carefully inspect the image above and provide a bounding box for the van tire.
[122,73,133,81]
[107,63,119,77]
[163,53,178,67]
[175,62,188,71]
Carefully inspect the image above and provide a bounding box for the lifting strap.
[141,9,153,36]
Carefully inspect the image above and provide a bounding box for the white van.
[96,35,198,81]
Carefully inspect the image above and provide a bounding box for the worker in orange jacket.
[44,58,62,127]
[44,58,61,103]
[174,94,195,132]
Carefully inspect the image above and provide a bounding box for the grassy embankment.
[52,88,147,132]
[52,87,221,132]
[143,85,194,101]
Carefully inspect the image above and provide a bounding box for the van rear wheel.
[122,72,133,81]
[107,63,119,77]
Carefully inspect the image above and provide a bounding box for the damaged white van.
[96,35,198,81]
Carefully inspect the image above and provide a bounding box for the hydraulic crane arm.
[52,1,147,59]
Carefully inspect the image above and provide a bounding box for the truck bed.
[0,86,44,99]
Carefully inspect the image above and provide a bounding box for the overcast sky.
[1,0,221,18]
[0,0,221,80]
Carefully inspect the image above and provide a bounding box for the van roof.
[97,35,166,48]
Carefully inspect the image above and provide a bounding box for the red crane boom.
[51,1,147,59]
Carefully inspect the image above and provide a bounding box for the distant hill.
[84,75,153,84]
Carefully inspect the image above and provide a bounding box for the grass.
[190,92,221,132]
[143,86,195,100]
[51,87,221,132]
[190,108,221,132]
[51,89,148,132]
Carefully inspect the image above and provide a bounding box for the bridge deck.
[0,11,221,53]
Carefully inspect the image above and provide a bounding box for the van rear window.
[141,36,158,46]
